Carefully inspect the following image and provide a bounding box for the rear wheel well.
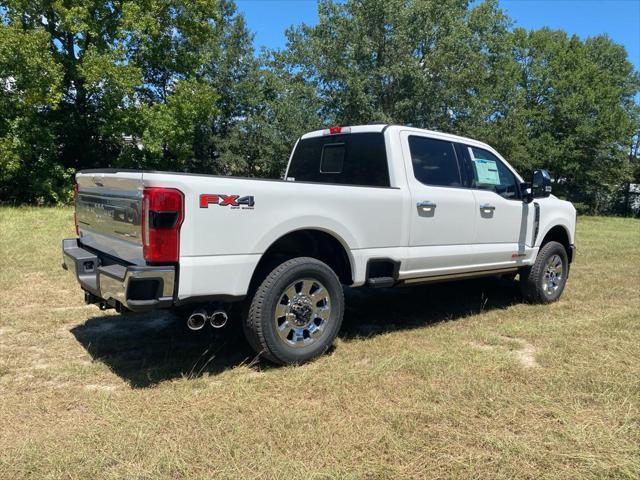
[249,230,353,291]
[540,225,572,262]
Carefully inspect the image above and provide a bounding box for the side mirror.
[532,169,552,199]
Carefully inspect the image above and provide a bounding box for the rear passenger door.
[462,145,530,267]
[400,132,477,278]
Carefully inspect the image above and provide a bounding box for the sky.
[236,0,640,70]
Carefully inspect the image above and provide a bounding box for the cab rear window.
[287,132,390,187]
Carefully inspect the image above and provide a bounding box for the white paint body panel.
[143,173,408,298]
[75,125,577,301]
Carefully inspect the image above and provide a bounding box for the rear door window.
[287,132,390,187]
[408,136,462,187]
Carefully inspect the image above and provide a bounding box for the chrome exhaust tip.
[209,310,228,329]
[187,310,207,330]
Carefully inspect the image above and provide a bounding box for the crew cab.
[62,124,576,364]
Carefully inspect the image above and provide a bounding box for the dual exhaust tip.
[187,308,228,331]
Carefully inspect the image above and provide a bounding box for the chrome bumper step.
[62,238,175,312]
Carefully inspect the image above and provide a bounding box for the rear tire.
[520,241,568,303]
[243,257,344,365]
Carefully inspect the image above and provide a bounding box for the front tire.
[520,241,569,303]
[243,257,344,365]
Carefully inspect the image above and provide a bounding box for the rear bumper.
[62,238,175,312]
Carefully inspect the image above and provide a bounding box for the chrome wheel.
[542,254,564,295]
[274,278,331,348]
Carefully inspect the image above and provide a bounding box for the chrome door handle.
[417,200,437,217]
[480,203,496,212]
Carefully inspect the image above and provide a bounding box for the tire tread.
[244,257,344,364]
[520,241,568,303]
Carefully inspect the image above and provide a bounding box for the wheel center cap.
[290,295,313,325]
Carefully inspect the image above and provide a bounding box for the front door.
[464,145,534,268]
[400,131,477,279]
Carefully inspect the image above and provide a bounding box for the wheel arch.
[248,228,354,292]
[539,224,573,263]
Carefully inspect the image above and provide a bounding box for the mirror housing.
[532,169,552,199]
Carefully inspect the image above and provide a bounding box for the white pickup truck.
[63,124,576,364]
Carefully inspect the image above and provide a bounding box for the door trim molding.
[398,267,518,286]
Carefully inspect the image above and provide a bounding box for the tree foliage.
[503,29,639,213]
[0,0,297,201]
[0,0,638,214]
[281,0,515,130]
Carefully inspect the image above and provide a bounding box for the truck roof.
[301,124,494,151]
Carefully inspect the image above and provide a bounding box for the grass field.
[0,207,639,479]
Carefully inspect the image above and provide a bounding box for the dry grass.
[0,207,638,479]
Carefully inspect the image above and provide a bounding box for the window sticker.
[474,159,500,185]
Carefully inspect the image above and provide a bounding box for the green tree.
[183,0,322,178]
[1,0,142,202]
[216,54,323,177]
[0,0,320,202]
[2,0,142,171]
[0,22,66,202]
[119,0,223,170]
[501,29,639,212]
[280,0,513,130]
[0,0,225,201]
[139,79,218,171]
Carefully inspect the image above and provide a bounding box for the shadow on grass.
[71,276,520,388]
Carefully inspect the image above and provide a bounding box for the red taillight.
[142,187,184,264]
[73,183,79,236]
[329,126,342,134]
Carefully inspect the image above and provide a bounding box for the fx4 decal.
[200,194,255,209]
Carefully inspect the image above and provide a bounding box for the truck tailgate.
[76,172,145,265]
